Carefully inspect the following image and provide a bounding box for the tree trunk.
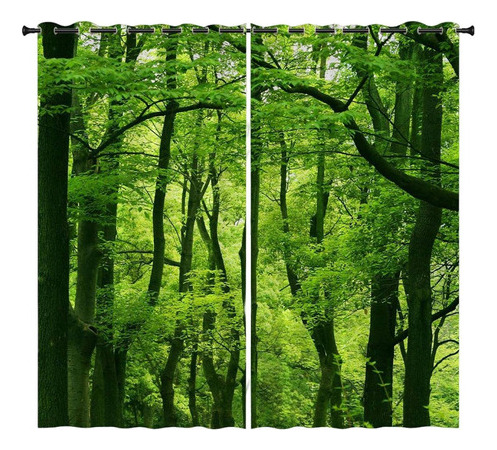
[38,23,76,427]
[143,404,154,428]
[69,212,101,426]
[312,320,343,427]
[360,39,412,427]
[160,142,202,426]
[67,307,98,427]
[188,344,199,426]
[147,101,178,305]
[391,43,414,155]
[197,152,241,428]
[69,105,101,427]
[403,49,443,427]
[90,202,120,427]
[363,273,400,427]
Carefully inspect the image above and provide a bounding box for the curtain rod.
[22,25,475,36]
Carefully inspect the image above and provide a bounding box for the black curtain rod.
[22,25,475,36]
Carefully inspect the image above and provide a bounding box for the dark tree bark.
[279,140,301,296]
[310,145,343,428]
[312,321,342,427]
[360,40,413,428]
[391,44,414,155]
[151,102,180,426]
[38,22,76,427]
[68,193,101,426]
[188,343,199,426]
[363,273,400,427]
[403,49,444,427]
[147,100,178,305]
[90,203,120,427]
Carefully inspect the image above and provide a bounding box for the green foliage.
[253,25,459,428]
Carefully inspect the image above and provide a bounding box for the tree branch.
[95,102,223,154]
[394,296,459,345]
[282,83,459,211]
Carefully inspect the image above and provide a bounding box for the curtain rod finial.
[22,26,41,36]
[456,25,474,35]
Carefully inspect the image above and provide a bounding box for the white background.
[1,1,495,449]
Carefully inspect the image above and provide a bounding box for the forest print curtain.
[37,22,459,429]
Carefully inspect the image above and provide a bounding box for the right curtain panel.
[251,23,459,428]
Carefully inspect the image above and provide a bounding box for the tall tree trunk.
[143,404,154,428]
[403,49,443,427]
[68,206,101,426]
[203,142,241,426]
[391,43,414,155]
[150,101,179,426]
[312,321,342,427]
[90,203,120,427]
[160,140,202,426]
[197,170,240,427]
[147,101,177,305]
[38,23,76,427]
[363,273,400,427]
[360,38,413,428]
[188,343,199,426]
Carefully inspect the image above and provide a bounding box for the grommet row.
[22,25,476,36]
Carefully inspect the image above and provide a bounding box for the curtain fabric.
[37,22,459,428]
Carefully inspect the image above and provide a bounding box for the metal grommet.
[417,26,443,35]
[192,27,209,34]
[288,27,305,34]
[89,27,118,34]
[161,27,182,34]
[252,27,278,34]
[379,27,407,34]
[54,27,80,35]
[342,27,369,34]
[127,27,155,34]
[315,27,336,34]
[219,27,244,34]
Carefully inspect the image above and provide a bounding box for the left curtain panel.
[38,22,246,428]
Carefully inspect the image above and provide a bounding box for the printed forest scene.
[250,23,459,428]
[38,23,246,428]
[37,21,459,429]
